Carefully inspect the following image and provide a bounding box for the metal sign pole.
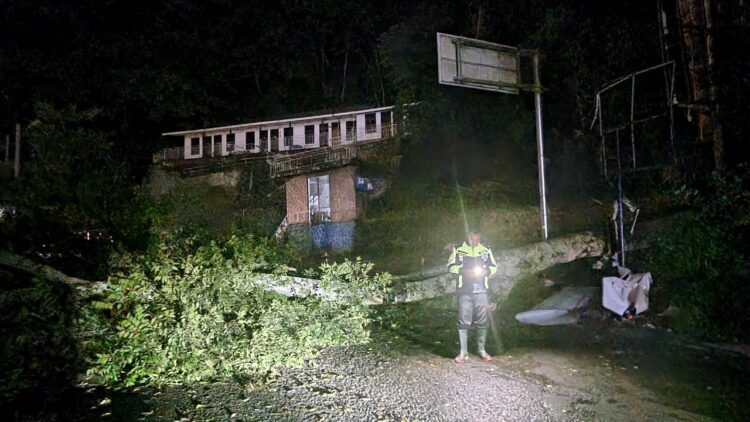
[532,52,549,239]
[437,34,549,238]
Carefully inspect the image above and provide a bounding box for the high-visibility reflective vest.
[447,242,498,294]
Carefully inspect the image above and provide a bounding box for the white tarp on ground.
[515,287,599,326]
[602,267,652,315]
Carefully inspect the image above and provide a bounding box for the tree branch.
[1,231,605,305]
[384,231,605,304]
[0,249,107,289]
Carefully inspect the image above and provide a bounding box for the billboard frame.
[437,32,522,95]
[437,33,549,239]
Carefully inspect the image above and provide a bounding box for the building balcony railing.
[152,145,263,164]
[269,146,354,178]
[267,123,396,150]
[152,147,185,163]
[268,122,399,178]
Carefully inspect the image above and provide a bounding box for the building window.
[346,121,356,142]
[213,134,222,156]
[283,127,294,147]
[381,111,392,136]
[270,129,279,151]
[260,130,268,151]
[226,133,235,153]
[190,137,200,155]
[308,175,331,223]
[202,136,211,157]
[247,131,256,150]
[331,122,340,144]
[365,113,376,134]
[319,123,329,146]
[305,125,314,144]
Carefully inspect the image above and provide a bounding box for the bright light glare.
[472,266,485,277]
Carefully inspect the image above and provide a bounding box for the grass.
[350,176,545,274]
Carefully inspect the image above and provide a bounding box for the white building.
[158,105,396,162]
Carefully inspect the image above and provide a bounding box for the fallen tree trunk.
[0,249,107,289]
[1,231,604,305]
[380,231,605,304]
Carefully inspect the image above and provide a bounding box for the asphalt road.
[71,325,739,422]
[227,339,712,421]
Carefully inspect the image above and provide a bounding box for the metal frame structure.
[437,33,521,95]
[591,61,676,179]
[590,61,676,266]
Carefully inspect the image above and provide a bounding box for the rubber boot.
[454,329,469,363]
[477,327,493,362]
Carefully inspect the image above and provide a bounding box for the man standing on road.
[447,230,498,363]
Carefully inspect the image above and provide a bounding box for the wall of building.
[173,106,395,159]
[285,174,309,225]
[310,221,355,249]
[330,165,357,222]
[184,135,201,159]
[286,221,356,250]
[283,165,358,250]
[284,165,358,225]
[183,129,261,159]
[356,112,380,142]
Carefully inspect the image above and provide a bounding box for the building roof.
[162,104,394,136]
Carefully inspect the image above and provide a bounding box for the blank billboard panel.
[437,32,520,94]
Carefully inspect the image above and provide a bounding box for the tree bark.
[677,0,724,169]
[374,47,386,107]
[382,231,605,305]
[472,4,485,39]
[254,71,262,95]
[702,0,724,171]
[340,45,349,103]
[358,51,381,107]
[0,249,106,288]
[677,0,706,106]
[1,231,605,305]
[14,123,21,179]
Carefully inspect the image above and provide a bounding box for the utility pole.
[14,124,21,179]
